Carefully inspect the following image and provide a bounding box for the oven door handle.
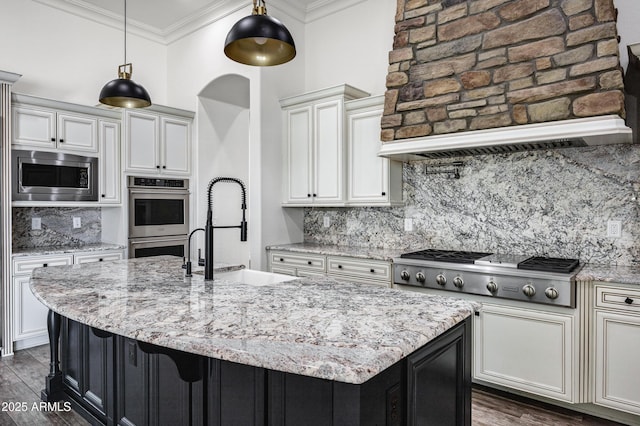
[128,188,190,195]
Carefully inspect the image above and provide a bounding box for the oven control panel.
[393,263,575,308]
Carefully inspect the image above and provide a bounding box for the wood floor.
[0,345,626,425]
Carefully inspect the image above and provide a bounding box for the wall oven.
[12,150,98,201]
[127,176,189,258]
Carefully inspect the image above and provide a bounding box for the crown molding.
[32,0,365,45]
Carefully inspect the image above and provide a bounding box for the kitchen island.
[30,256,476,426]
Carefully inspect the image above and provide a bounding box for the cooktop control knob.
[453,276,464,288]
[400,270,410,281]
[435,274,446,286]
[544,287,559,300]
[522,284,536,297]
[416,272,426,283]
[486,280,498,293]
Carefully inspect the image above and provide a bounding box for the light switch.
[323,216,331,228]
[404,218,413,232]
[32,217,41,230]
[73,217,82,229]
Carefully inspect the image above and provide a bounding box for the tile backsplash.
[12,207,101,249]
[304,144,640,266]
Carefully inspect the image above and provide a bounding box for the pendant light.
[99,0,151,108]
[224,0,296,66]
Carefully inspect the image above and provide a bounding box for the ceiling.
[34,0,360,44]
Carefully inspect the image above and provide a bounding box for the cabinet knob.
[156,165,160,169]
[313,193,317,197]
[162,165,166,169]
[338,264,343,269]
[279,258,284,262]
[50,137,56,142]
[381,192,386,196]
[370,268,375,273]
[625,297,634,305]
[59,139,64,143]
[99,258,104,262]
[307,261,312,265]
[307,194,311,197]
[101,194,106,198]
[43,263,48,267]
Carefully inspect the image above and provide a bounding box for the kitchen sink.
[215,269,298,286]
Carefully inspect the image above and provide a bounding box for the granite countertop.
[267,243,640,285]
[30,256,477,385]
[13,243,127,257]
[266,242,406,262]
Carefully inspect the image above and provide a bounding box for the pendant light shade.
[99,0,151,108]
[224,0,296,66]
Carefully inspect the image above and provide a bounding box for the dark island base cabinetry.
[43,312,471,426]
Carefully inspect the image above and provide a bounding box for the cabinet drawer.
[74,251,124,264]
[595,285,640,314]
[270,252,326,272]
[326,256,391,283]
[13,255,73,275]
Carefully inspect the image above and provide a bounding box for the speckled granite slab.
[266,242,405,262]
[577,264,640,286]
[13,243,127,257]
[30,256,477,384]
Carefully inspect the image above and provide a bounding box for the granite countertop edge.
[30,256,478,385]
[13,243,128,257]
[267,243,640,286]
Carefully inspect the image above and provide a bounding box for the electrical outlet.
[607,220,622,238]
[73,217,81,229]
[404,218,413,232]
[32,217,41,230]
[323,216,331,228]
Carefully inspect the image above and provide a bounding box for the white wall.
[616,0,640,71]
[0,0,166,106]
[303,0,396,96]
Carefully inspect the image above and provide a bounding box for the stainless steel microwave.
[12,150,99,202]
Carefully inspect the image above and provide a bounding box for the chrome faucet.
[204,177,248,280]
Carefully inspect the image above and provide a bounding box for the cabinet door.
[99,120,121,204]
[13,275,48,341]
[474,304,575,402]
[57,113,98,152]
[12,106,56,149]
[313,100,345,204]
[284,106,313,204]
[594,311,640,415]
[347,107,389,203]
[126,111,159,173]
[160,116,191,175]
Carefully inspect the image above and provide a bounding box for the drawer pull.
[307,261,312,265]
[99,258,104,262]
[338,265,343,269]
[279,258,284,262]
[43,263,48,267]
[370,268,375,273]
[625,297,634,305]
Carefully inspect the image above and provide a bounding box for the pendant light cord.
[123,0,127,64]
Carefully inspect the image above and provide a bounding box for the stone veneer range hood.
[378,0,635,160]
[378,114,632,160]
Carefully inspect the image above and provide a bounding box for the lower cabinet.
[267,249,392,287]
[593,284,640,416]
[473,303,576,403]
[58,318,471,426]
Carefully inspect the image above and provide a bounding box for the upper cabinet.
[124,107,193,177]
[13,104,98,153]
[345,96,403,206]
[280,85,403,207]
[98,119,121,204]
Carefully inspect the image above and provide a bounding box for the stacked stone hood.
[379,0,634,160]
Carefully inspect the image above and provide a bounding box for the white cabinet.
[267,249,392,286]
[11,249,124,350]
[345,96,403,206]
[98,119,121,204]
[593,284,640,416]
[474,303,576,402]
[125,109,192,176]
[281,85,369,206]
[13,105,98,153]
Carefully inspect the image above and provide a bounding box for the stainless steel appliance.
[129,235,188,259]
[128,176,189,238]
[12,150,98,201]
[127,176,189,258]
[393,249,581,308]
